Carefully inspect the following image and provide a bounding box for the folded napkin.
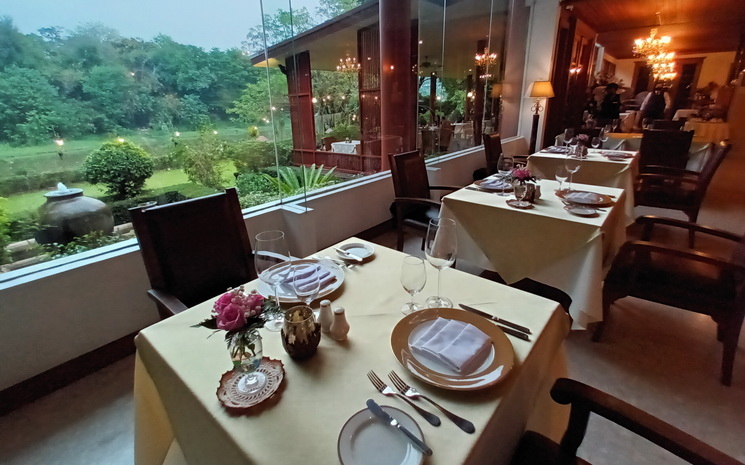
[600,150,631,158]
[411,317,491,373]
[285,264,336,292]
[479,178,511,190]
[565,191,601,203]
[541,146,569,154]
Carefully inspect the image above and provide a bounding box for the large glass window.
[0,0,511,274]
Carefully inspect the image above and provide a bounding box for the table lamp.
[528,80,555,153]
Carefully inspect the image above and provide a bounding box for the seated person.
[595,83,621,120]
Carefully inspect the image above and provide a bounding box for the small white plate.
[564,205,598,217]
[337,242,375,260]
[338,405,424,465]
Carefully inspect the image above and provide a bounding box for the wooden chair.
[511,378,745,465]
[638,129,694,172]
[129,188,256,319]
[439,120,454,152]
[652,119,685,130]
[388,150,461,251]
[322,136,340,151]
[635,142,730,243]
[476,133,528,181]
[592,215,745,386]
[479,270,573,317]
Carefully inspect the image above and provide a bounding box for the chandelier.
[633,28,671,58]
[336,55,360,73]
[648,52,677,81]
[475,50,498,67]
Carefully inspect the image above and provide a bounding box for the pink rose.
[216,302,246,330]
[213,292,235,315]
[244,291,264,318]
[512,168,533,181]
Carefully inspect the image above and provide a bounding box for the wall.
[0,138,526,391]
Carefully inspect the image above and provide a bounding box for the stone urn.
[35,183,114,245]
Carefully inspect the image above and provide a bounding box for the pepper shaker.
[318,299,333,333]
[329,306,350,341]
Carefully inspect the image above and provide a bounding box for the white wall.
[0,139,526,391]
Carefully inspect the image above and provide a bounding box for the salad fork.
[388,371,475,433]
[366,371,441,426]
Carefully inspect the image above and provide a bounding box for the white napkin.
[411,318,491,373]
[566,191,600,203]
[479,178,511,190]
[285,265,336,292]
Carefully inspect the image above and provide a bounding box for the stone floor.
[1,144,744,465]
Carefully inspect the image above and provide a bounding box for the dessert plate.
[337,242,375,261]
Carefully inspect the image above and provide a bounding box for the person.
[595,83,621,120]
[640,85,671,121]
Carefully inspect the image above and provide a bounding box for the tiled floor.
[2,147,745,465]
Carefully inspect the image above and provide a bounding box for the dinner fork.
[388,371,475,434]
[366,371,441,426]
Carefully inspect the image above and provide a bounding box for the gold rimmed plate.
[256,259,344,303]
[473,179,513,192]
[556,189,615,207]
[390,308,515,390]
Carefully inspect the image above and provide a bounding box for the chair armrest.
[147,288,188,317]
[643,165,700,178]
[636,173,697,186]
[552,378,745,465]
[429,185,461,192]
[636,215,742,243]
[393,197,442,209]
[618,240,745,274]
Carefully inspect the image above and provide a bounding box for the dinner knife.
[334,247,363,262]
[366,399,433,456]
[459,304,532,336]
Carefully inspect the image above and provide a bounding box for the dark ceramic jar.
[36,186,114,244]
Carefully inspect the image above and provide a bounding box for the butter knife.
[459,304,532,336]
[366,399,433,456]
[334,247,363,262]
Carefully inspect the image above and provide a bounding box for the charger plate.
[390,308,514,390]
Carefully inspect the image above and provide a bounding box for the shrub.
[83,140,154,200]
[238,192,280,209]
[230,140,293,173]
[42,231,122,259]
[327,123,361,141]
[235,171,275,195]
[170,128,228,189]
[0,198,10,265]
[263,164,338,196]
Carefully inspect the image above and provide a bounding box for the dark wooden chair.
[635,142,730,244]
[439,120,454,152]
[511,378,745,465]
[652,119,685,130]
[129,188,256,319]
[592,215,745,386]
[475,133,528,181]
[388,150,461,251]
[322,136,340,151]
[638,129,694,172]
[479,270,573,316]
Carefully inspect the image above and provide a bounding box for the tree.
[242,8,315,55]
[171,128,228,189]
[316,0,362,22]
[228,69,288,126]
[83,140,154,199]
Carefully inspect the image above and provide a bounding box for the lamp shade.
[491,83,503,97]
[529,80,555,98]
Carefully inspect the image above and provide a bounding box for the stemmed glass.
[600,127,610,144]
[292,264,321,316]
[425,218,457,308]
[497,155,514,196]
[563,128,574,148]
[513,183,530,208]
[555,165,569,193]
[254,230,292,332]
[591,136,601,149]
[603,124,612,136]
[565,157,581,192]
[400,256,427,315]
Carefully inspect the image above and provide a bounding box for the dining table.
[597,133,712,171]
[527,147,638,222]
[331,140,361,154]
[441,181,627,328]
[134,239,571,465]
[683,120,730,143]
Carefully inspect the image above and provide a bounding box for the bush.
[238,192,280,209]
[170,128,228,189]
[0,198,11,265]
[0,169,86,196]
[327,123,361,141]
[263,164,338,196]
[235,171,275,195]
[42,231,123,259]
[106,190,189,225]
[83,140,154,200]
[230,140,293,173]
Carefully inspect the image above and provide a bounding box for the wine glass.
[563,128,574,147]
[565,157,581,192]
[497,155,514,197]
[513,183,529,208]
[612,118,621,133]
[555,165,569,193]
[291,263,321,316]
[600,127,610,143]
[400,256,427,314]
[425,218,457,309]
[591,136,601,149]
[255,230,292,332]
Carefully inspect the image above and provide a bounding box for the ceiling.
[561,0,745,59]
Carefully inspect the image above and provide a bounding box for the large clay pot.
[36,186,114,245]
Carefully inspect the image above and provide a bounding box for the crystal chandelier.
[632,28,671,58]
[336,55,360,73]
[648,52,677,81]
[475,50,498,67]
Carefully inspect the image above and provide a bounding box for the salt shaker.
[329,306,350,341]
[318,299,333,333]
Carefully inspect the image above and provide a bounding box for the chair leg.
[396,228,405,251]
[720,318,743,386]
[687,211,699,248]
[592,290,623,342]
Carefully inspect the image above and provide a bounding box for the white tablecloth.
[683,121,730,143]
[441,182,627,328]
[601,133,712,171]
[527,149,638,223]
[331,140,361,154]
[673,109,698,121]
[135,239,571,465]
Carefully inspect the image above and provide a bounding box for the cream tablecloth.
[441,182,627,328]
[331,140,361,154]
[683,121,730,143]
[527,149,638,222]
[135,239,571,465]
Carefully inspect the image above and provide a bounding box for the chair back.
[483,132,504,176]
[389,150,430,199]
[130,188,255,309]
[439,120,454,150]
[573,127,602,139]
[322,136,340,151]
[639,129,694,170]
[651,119,684,130]
[694,142,731,205]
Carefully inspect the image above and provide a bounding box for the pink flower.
[213,292,235,315]
[244,291,264,318]
[577,134,589,142]
[216,302,247,330]
[512,167,533,181]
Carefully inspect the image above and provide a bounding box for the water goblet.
[603,124,612,137]
[291,263,321,316]
[563,128,574,147]
[555,165,569,193]
[513,183,530,208]
[591,136,601,149]
[497,154,514,197]
[600,127,610,143]
[255,230,292,332]
[400,256,427,315]
[425,218,457,309]
[565,157,581,192]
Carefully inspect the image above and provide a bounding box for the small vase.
[226,329,267,393]
[281,305,321,359]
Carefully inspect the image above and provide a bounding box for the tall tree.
[242,8,314,55]
[316,0,362,22]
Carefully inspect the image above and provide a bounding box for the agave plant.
[263,164,337,195]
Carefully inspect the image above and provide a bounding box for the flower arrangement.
[511,167,536,184]
[193,286,281,366]
[576,134,589,146]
